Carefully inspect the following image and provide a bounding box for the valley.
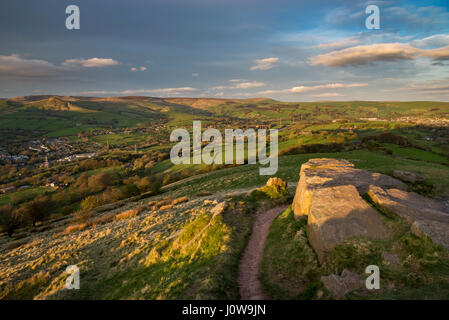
[1,95,449,300]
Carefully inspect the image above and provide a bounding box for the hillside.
[2,155,449,299]
[1,95,449,300]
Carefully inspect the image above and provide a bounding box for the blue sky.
[1,0,449,101]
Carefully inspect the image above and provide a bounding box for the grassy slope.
[0,196,256,300]
[161,149,449,199]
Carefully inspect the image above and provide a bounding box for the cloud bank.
[309,43,449,67]
[257,83,368,95]
[0,54,119,78]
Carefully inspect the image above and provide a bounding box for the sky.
[1,0,449,101]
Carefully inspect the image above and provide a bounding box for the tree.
[102,187,123,203]
[122,184,140,198]
[18,196,50,227]
[87,172,119,193]
[0,205,22,237]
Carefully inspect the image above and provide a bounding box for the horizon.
[3,94,449,104]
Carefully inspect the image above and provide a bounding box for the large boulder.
[368,185,449,250]
[292,159,406,217]
[307,185,390,262]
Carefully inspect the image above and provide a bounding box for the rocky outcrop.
[291,158,449,264]
[307,185,389,262]
[291,159,401,262]
[368,185,449,250]
[292,159,406,217]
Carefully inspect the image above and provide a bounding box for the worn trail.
[238,205,287,300]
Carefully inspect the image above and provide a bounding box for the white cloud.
[149,87,197,94]
[308,42,449,67]
[63,57,118,68]
[210,81,265,90]
[0,54,120,78]
[233,81,265,89]
[80,87,197,96]
[131,66,147,72]
[312,93,344,98]
[192,73,200,77]
[316,38,360,49]
[410,34,449,48]
[0,54,61,77]
[229,78,248,82]
[250,57,279,70]
[257,83,368,95]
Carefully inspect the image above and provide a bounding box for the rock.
[292,159,406,217]
[256,177,288,199]
[211,201,228,216]
[368,185,449,250]
[266,177,287,189]
[393,170,425,183]
[307,185,389,262]
[411,220,449,250]
[321,269,363,298]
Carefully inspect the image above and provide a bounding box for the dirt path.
[238,205,287,300]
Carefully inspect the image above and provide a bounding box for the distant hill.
[1,95,448,140]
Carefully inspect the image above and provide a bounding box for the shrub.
[65,223,89,234]
[74,210,93,224]
[87,172,119,193]
[114,209,139,221]
[159,204,173,211]
[172,196,189,205]
[0,205,22,237]
[91,213,115,226]
[196,191,212,197]
[122,184,140,198]
[17,196,51,227]
[102,186,123,203]
[81,195,103,210]
[60,206,74,216]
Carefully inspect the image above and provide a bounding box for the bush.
[122,184,140,198]
[172,196,189,205]
[65,223,89,234]
[114,209,139,221]
[87,172,119,193]
[17,196,51,227]
[60,206,74,216]
[74,210,93,224]
[0,205,22,237]
[279,143,344,156]
[196,191,212,197]
[102,187,123,203]
[81,195,103,210]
